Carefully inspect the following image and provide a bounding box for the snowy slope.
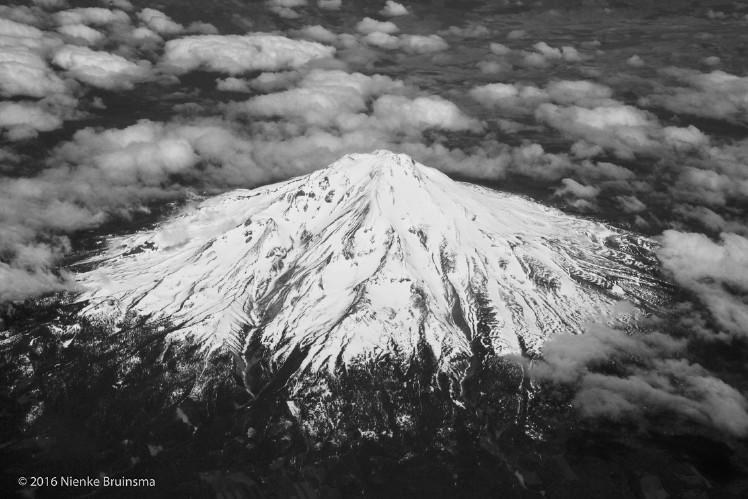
[77,151,664,374]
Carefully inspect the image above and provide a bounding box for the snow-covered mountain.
[77,151,664,376]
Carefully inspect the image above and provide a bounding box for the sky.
[1,0,748,438]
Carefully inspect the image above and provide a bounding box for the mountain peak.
[328,150,428,191]
[332,150,421,175]
[77,152,665,377]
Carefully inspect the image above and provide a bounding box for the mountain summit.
[78,151,663,375]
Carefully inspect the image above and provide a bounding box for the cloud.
[216,67,502,185]
[397,34,448,54]
[317,0,342,10]
[0,147,21,169]
[47,120,271,189]
[658,231,748,338]
[246,70,300,92]
[240,126,506,183]
[52,45,152,90]
[267,0,308,19]
[213,63,505,184]
[235,68,480,135]
[662,125,709,152]
[469,82,548,113]
[237,69,403,126]
[476,60,510,75]
[162,34,335,74]
[507,143,573,181]
[72,131,198,183]
[627,54,644,67]
[534,325,684,384]
[616,194,646,213]
[668,139,748,210]
[361,31,399,50]
[136,8,183,36]
[216,77,252,92]
[0,18,67,98]
[534,42,581,62]
[363,32,448,54]
[0,101,63,140]
[294,25,338,44]
[545,80,614,106]
[380,1,409,17]
[184,22,218,36]
[110,0,134,10]
[672,205,732,234]
[0,47,66,98]
[574,159,634,181]
[290,18,447,59]
[371,94,483,133]
[489,42,510,55]
[0,16,45,38]
[57,23,105,45]
[0,263,74,303]
[576,363,748,437]
[440,23,490,38]
[356,17,399,35]
[485,143,632,188]
[470,79,613,117]
[533,323,748,436]
[517,42,582,68]
[642,68,748,124]
[535,103,671,158]
[32,0,67,10]
[553,178,600,199]
[54,7,130,27]
[470,75,742,231]
[127,26,162,45]
[673,168,736,207]
[0,5,44,25]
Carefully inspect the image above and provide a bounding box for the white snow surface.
[78,151,663,374]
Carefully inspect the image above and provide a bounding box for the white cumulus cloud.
[644,68,748,124]
[52,45,152,89]
[658,231,748,338]
[0,18,67,98]
[137,8,183,36]
[54,7,130,27]
[372,94,483,133]
[162,34,335,74]
[57,23,106,45]
[356,17,399,35]
[239,69,403,127]
[380,1,409,17]
[0,101,63,140]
